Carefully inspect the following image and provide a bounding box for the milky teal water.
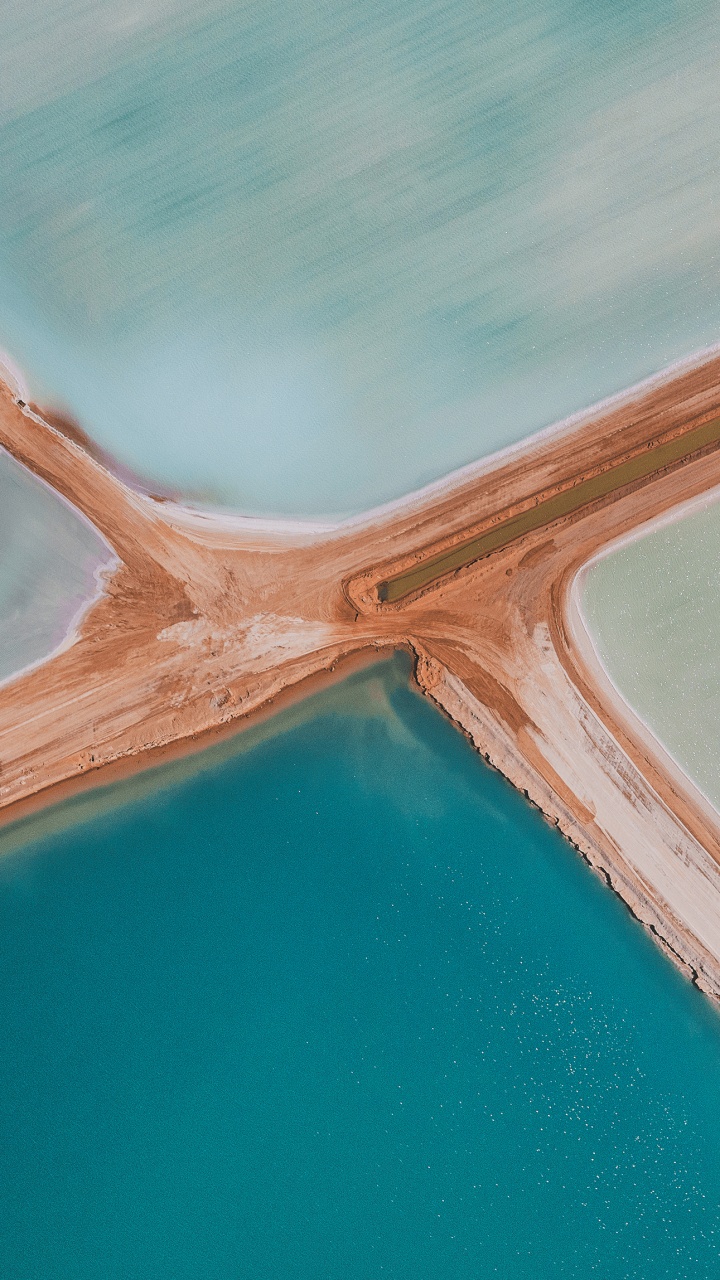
[0,448,112,684]
[1,2,720,513]
[582,499,720,813]
[1,657,719,1278]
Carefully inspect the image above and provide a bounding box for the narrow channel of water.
[1,657,719,1278]
[1,1,720,514]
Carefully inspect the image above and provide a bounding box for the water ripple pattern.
[0,0,719,514]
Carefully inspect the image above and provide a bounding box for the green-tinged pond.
[582,498,720,813]
[0,656,719,1278]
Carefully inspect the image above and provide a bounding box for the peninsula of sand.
[2,351,720,996]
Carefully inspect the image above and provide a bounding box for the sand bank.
[3,349,720,994]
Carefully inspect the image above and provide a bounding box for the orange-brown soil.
[3,352,720,995]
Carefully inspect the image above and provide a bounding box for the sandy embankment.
[3,350,720,993]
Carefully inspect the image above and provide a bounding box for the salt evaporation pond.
[0,448,112,684]
[582,498,720,814]
[1,0,720,514]
[1,657,719,1278]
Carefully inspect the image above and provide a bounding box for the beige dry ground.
[3,351,720,994]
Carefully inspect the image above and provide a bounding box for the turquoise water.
[0,447,111,683]
[582,500,720,812]
[1,657,720,1277]
[1,1,720,513]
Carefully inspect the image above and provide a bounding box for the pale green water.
[1,657,720,1277]
[582,500,720,812]
[1,1,720,513]
[0,448,112,683]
